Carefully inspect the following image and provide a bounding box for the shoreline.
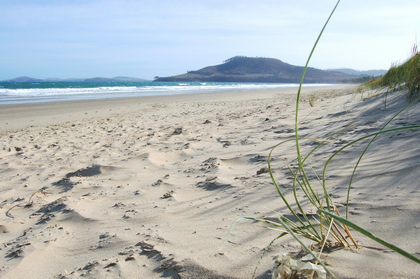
[0,84,419,278]
[0,85,347,133]
[0,82,336,107]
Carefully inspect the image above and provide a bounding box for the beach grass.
[308,93,317,107]
[229,0,420,277]
[362,45,419,100]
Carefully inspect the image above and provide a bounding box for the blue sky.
[0,0,419,80]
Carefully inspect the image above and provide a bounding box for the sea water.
[0,81,330,105]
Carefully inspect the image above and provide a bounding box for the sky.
[0,0,419,80]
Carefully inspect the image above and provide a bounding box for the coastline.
[0,84,419,278]
[0,85,340,133]
[0,81,333,106]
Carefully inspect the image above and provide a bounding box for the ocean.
[0,81,330,105]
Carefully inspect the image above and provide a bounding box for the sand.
[0,85,419,278]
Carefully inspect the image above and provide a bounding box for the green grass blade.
[319,209,420,264]
[252,232,288,279]
[295,0,341,212]
[322,125,420,212]
[346,96,420,218]
[268,139,323,240]
[268,140,315,230]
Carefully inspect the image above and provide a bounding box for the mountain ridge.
[154,56,381,83]
[328,68,386,77]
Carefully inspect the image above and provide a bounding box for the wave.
[0,82,331,105]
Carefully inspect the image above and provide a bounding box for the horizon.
[1,0,419,80]
[1,57,388,82]
[0,75,152,81]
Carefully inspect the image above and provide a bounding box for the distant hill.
[328,68,386,77]
[154,56,358,83]
[3,76,44,82]
[112,76,150,82]
[83,76,150,82]
[2,76,150,82]
[83,77,118,82]
[44,78,85,82]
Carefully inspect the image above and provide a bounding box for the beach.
[0,85,419,278]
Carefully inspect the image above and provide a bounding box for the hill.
[3,76,45,82]
[83,76,149,82]
[329,68,386,77]
[154,56,357,83]
[363,52,419,100]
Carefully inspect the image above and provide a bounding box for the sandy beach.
[0,85,419,278]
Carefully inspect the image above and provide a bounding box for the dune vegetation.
[362,45,419,101]
[230,1,420,278]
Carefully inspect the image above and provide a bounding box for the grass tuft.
[308,93,317,107]
[362,45,419,100]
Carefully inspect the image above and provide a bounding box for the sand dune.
[0,85,419,278]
